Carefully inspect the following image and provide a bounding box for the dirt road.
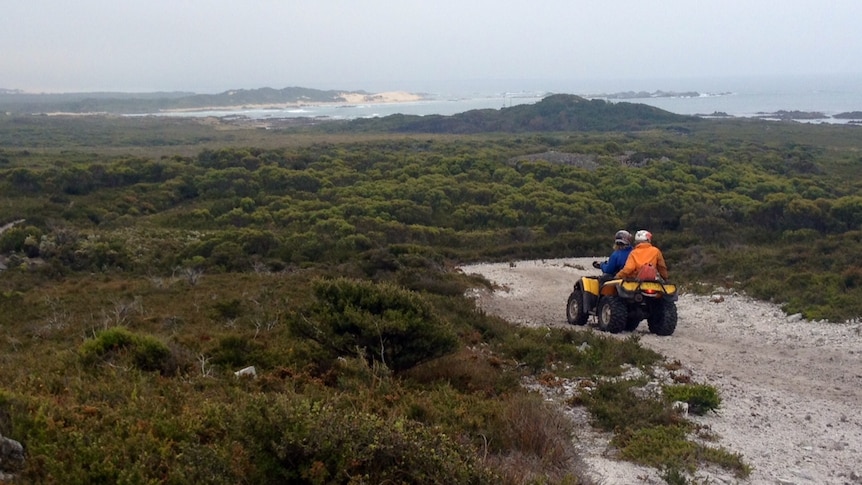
[460,258,862,485]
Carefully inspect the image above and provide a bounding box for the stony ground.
[460,258,862,485]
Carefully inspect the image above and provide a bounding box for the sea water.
[157,73,862,123]
[602,73,862,120]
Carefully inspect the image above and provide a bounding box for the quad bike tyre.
[566,288,589,326]
[597,296,627,334]
[647,298,678,336]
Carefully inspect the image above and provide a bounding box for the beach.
[160,90,426,114]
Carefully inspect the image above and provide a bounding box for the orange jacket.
[615,242,669,280]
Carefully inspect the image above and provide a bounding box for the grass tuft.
[663,384,721,415]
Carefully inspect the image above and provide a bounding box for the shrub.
[208,335,270,370]
[499,328,662,377]
[405,347,520,397]
[290,277,458,373]
[0,225,43,255]
[579,380,746,479]
[131,335,174,373]
[581,379,677,433]
[79,327,137,360]
[495,392,574,465]
[211,298,243,320]
[616,424,750,479]
[616,425,696,472]
[663,384,721,415]
[79,327,177,374]
[237,394,500,484]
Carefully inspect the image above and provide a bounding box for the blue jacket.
[601,246,632,275]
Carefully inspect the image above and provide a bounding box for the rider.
[615,230,669,281]
[592,230,633,280]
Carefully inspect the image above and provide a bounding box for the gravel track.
[460,258,862,485]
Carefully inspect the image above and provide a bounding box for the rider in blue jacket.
[593,230,633,280]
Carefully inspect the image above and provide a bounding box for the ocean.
[158,73,862,124]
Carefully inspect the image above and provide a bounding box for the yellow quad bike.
[566,276,678,335]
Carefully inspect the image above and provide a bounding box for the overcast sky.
[3,0,860,94]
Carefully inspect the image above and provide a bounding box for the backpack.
[637,263,657,281]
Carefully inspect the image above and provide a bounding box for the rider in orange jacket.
[615,230,669,280]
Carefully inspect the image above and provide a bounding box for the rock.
[0,433,25,477]
[234,366,257,378]
[672,401,689,417]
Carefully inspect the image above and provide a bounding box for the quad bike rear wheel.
[566,289,589,326]
[597,296,627,334]
[647,299,678,336]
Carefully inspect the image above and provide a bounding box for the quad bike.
[566,274,678,336]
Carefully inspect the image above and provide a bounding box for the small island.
[585,90,732,100]
[834,111,862,119]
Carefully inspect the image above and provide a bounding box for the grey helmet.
[614,230,632,246]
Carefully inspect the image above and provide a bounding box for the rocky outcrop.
[833,111,862,119]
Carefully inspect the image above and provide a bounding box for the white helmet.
[634,230,652,244]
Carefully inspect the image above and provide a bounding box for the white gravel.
[460,258,862,485]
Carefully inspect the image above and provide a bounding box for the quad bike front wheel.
[647,299,678,336]
[566,289,589,326]
[597,296,627,334]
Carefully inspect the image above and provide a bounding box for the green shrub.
[132,336,174,373]
[79,327,137,360]
[616,424,750,479]
[211,298,243,320]
[663,384,721,415]
[290,277,458,373]
[237,394,500,484]
[617,425,696,472]
[0,225,42,255]
[580,380,746,479]
[79,327,177,374]
[209,335,271,370]
[499,329,662,377]
[581,379,677,433]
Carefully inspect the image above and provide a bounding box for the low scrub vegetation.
[576,378,748,479]
[1,111,858,482]
[79,326,177,374]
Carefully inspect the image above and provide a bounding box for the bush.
[238,394,500,484]
[79,327,177,374]
[0,225,42,255]
[290,277,459,373]
[663,384,721,415]
[208,335,270,370]
[132,336,174,373]
[581,379,676,433]
[211,298,243,320]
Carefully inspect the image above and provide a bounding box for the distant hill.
[0,87,365,114]
[1,88,698,133]
[337,94,697,133]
